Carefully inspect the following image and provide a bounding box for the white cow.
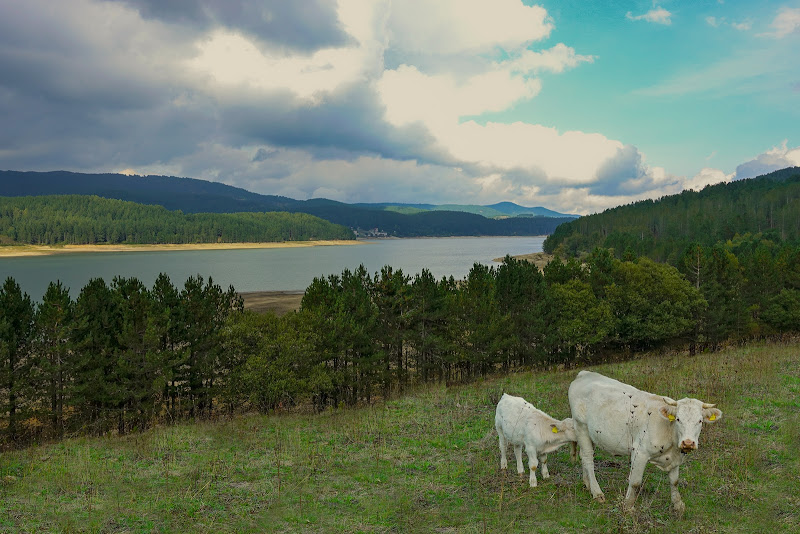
[494,393,577,487]
[568,370,722,514]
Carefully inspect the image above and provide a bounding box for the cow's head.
[659,397,722,453]
[550,417,577,442]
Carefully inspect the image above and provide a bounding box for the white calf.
[494,393,577,487]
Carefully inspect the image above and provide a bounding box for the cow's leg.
[526,445,539,487]
[623,450,649,512]
[576,423,604,501]
[538,453,550,479]
[497,430,508,470]
[669,466,685,516]
[514,444,525,475]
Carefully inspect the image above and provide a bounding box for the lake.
[0,236,545,300]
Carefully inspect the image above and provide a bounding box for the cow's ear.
[550,423,560,434]
[703,408,722,423]
[659,405,676,422]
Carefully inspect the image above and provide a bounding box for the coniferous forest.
[0,195,355,245]
[3,168,800,448]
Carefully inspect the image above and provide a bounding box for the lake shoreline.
[0,240,362,257]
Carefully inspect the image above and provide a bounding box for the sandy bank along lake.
[0,240,361,257]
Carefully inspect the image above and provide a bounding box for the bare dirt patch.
[493,251,553,269]
[240,291,304,315]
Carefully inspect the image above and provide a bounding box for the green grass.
[2,342,799,532]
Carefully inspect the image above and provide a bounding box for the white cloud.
[684,168,734,191]
[188,0,388,104]
[626,7,672,26]
[676,142,800,196]
[385,0,552,54]
[763,7,800,38]
[706,16,752,31]
[731,20,752,31]
[445,122,624,185]
[377,65,541,132]
[736,140,800,179]
[506,43,594,74]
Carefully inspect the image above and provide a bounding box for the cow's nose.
[680,439,697,452]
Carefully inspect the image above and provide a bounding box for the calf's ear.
[703,407,722,423]
[550,423,560,434]
[659,405,677,422]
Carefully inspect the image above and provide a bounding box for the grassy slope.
[1,342,798,533]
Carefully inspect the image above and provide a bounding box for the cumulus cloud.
[681,142,800,194]
[684,168,735,191]
[385,0,552,55]
[735,141,800,179]
[626,7,672,25]
[4,0,791,217]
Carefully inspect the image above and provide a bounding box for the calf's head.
[659,397,722,453]
[550,417,577,442]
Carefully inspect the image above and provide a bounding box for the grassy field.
[1,342,798,533]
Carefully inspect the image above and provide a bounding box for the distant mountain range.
[0,170,577,237]
[356,201,576,218]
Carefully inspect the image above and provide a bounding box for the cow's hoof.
[622,502,635,514]
[593,494,606,503]
[672,501,685,517]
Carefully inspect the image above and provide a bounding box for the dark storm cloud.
[110,0,351,52]
[0,1,209,170]
[219,86,449,166]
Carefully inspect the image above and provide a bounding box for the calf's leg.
[526,445,539,487]
[514,444,525,475]
[497,430,508,470]
[538,453,549,479]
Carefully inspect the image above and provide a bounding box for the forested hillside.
[0,195,354,245]
[544,166,800,262]
[0,171,573,237]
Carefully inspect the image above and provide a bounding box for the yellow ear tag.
[668,414,675,422]
[552,427,559,433]
[709,414,716,421]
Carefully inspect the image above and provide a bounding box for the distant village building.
[352,227,389,238]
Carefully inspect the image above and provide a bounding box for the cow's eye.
[676,418,680,422]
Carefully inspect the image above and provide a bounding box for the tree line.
[0,195,354,245]
[7,240,800,447]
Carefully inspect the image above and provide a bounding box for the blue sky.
[519,0,799,178]
[0,0,798,214]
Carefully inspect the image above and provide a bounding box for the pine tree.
[0,278,35,443]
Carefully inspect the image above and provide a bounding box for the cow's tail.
[570,441,578,462]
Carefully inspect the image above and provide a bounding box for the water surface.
[0,236,545,300]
